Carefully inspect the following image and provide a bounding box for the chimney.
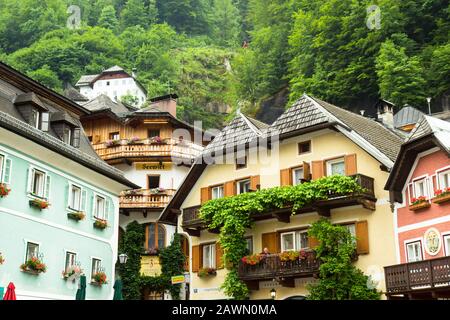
[150,94,178,118]
[377,101,394,128]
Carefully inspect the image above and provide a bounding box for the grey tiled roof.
[63,87,89,102]
[82,94,130,114]
[75,74,98,86]
[203,113,267,155]
[312,97,403,162]
[103,65,125,73]
[394,106,424,129]
[271,96,330,135]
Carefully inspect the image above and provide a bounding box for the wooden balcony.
[92,138,203,164]
[182,174,376,236]
[238,251,320,290]
[120,189,176,210]
[384,256,450,299]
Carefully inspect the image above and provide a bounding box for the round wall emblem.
[424,228,441,256]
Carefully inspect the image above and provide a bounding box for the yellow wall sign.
[171,275,185,284]
[136,162,172,170]
[140,256,162,276]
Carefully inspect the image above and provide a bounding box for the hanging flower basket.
[67,211,86,221]
[20,257,46,274]
[91,272,107,286]
[0,253,5,265]
[93,218,108,230]
[0,183,11,197]
[62,266,83,281]
[433,188,450,204]
[409,196,430,211]
[198,267,217,278]
[241,254,262,266]
[29,198,50,210]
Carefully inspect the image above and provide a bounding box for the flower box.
[91,272,107,286]
[0,183,11,197]
[29,198,50,210]
[104,140,121,148]
[241,254,262,266]
[67,211,85,221]
[433,188,450,204]
[62,266,83,282]
[93,218,108,230]
[0,253,5,265]
[409,201,431,211]
[20,257,46,274]
[198,267,217,278]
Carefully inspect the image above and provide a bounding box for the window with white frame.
[94,195,106,219]
[30,168,48,198]
[326,157,345,176]
[281,230,309,251]
[91,258,102,279]
[413,177,429,199]
[245,237,253,255]
[438,170,450,190]
[202,243,216,269]
[26,242,39,261]
[65,251,77,271]
[69,185,82,211]
[62,126,72,145]
[237,179,251,194]
[293,167,304,185]
[444,235,450,256]
[343,223,357,245]
[211,185,224,200]
[406,241,423,262]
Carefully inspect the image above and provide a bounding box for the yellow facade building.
[159,95,403,300]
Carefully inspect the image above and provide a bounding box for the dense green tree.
[210,0,241,47]
[119,0,153,30]
[27,65,62,91]
[376,40,426,107]
[98,5,119,31]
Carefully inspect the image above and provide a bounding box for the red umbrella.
[3,282,16,300]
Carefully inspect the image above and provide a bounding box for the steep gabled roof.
[394,106,425,129]
[82,94,130,115]
[75,74,98,87]
[407,115,450,151]
[103,65,125,73]
[63,87,89,102]
[203,112,267,155]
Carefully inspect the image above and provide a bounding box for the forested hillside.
[0,0,448,128]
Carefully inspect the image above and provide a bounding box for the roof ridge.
[238,112,264,136]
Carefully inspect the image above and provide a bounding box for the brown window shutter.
[93,135,101,144]
[311,160,325,180]
[250,175,260,191]
[200,187,211,204]
[216,243,224,269]
[308,236,320,249]
[280,168,292,186]
[262,232,280,254]
[192,245,200,272]
[345,154,357,176]
[224,181,236,197]
[355,221,369,254]
[303,162,311,181]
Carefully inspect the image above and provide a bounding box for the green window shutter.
[91,195,95,219]
[66,183,71,209]
[81,189,87,212]
[105,198,110,221]
[3,158,12,184]
[45,174,51,200]
[26,168,33,193]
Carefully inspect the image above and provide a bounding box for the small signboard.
[140,256,162,276]
[136,162,172,170]
[171,275,185,284]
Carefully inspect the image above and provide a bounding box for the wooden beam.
[272,212,290,223]
[170,208,182,215]
[245,280,260,291]
[279,278,295,288]
[183,228,200,237]
[360,199,376,211]
[315,207,330,217]
[208,227,220,234]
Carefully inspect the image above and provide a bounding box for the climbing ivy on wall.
[199,175,364,299]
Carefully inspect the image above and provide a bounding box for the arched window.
[145,223,166,251]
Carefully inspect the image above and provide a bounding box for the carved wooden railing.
[238,251,320,281]
[182,205,202,226]
[92,138,203,162]
[120,189,176,209]
[384,256,450,294]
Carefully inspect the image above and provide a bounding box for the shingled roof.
[407,115,450,151]
[82,94,130,115]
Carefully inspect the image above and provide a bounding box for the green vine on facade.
[307,219,381,300]
[199,175,364,300]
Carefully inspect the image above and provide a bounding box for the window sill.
[433,194,450,204]
[409,201,431,211]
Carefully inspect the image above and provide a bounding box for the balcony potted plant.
[29,198,50,210]
[409,196,431,211]
[0,252,5,265]
[149,136,163,144]
[91,271,107,286]
[150,187,166,195]
[0,183,11,198]
[198,267,217,278]
[62,266,83,282]
[67,211,85,221]
[20,256,47,275]
[279,251,300,262]
[241,254,262,266]
[104,139,121,148]
[93,218,108,230]
[143,247,159,256]
[433,188,450,204]
[127,137,142,145]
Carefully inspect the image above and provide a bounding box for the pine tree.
[98,5,119,32]
[120,0,150,30]
[211,0,241,47]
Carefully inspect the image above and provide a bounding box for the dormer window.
[51,112,81,148]
[63,126,72,145]
[14,92,49,131]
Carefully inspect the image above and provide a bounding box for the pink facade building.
[384,115,450,299]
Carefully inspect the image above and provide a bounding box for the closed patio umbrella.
[113,279,123,300]
[3,282,16,300]
[75,275,86,300]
